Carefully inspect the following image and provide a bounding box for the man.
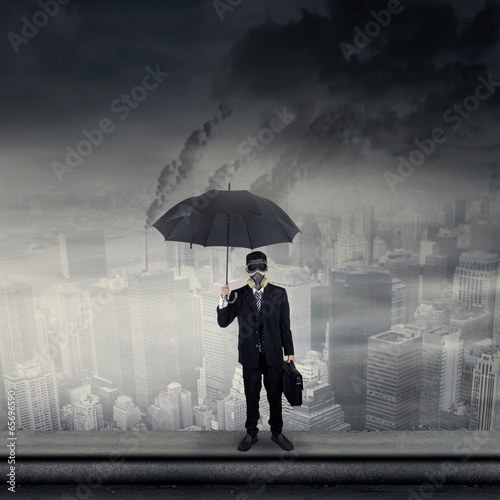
[217,250,295,452]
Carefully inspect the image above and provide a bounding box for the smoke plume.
[146,101,232,225]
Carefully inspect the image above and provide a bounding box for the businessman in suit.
[217,251,295,452]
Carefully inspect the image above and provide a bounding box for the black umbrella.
[151,184,301,284]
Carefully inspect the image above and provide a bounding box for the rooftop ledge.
[2,430,500,486]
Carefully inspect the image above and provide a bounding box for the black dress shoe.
[238,434,258,452]
[271,433,294,451]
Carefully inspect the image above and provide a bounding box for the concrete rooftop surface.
[1,430,499,489]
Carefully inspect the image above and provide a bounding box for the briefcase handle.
[287,360,298,371]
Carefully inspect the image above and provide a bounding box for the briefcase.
[282,360,303,406]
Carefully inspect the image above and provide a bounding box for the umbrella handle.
[226,213,230,285]
[227,291,238,304]
[225,182,231,285]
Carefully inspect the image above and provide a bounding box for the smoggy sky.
[2,0,500,213]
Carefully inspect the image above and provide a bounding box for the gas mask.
[249,271,266,288]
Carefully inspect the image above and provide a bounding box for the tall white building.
[52,279,96,385]
[128,270,180,410]
[63,394,104,431]
[4,358,61,431]
[391,279,407,327]
[150,382,193,430]
[385,250,421,323]
[198,282,239,405]
[420,326,463,428]
[396,208,422,249]
[90,276,135,400]
[453,251,500,336]
[290,350,350,431]
[469,351,500,431]
[288,381,350,432]
[366,324,424,431]
[113,395,141,430]
[0,281,42,390]
[270,264,312,360]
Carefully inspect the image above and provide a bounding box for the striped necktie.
[255,289,265,352]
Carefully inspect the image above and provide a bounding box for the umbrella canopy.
[151,187,301,283]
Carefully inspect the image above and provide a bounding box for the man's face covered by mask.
[249,270,266,287]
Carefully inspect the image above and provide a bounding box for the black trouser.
[242,351,283,437]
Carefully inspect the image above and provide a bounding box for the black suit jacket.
[216,282,294,369]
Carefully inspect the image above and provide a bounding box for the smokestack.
[144,225,149,272]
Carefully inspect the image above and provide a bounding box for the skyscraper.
[4,358,61,431]
[270,264,312,360]
[366,324,423,431]
[328,268,392,430]
[198,282,238,405]
[90,375,119,420]
[434,233,461,281]
[292,212,323,274]
[453,250,499,336]
[461,339,495,405]
[52,279,96,386]
[391,279,406,327]
[216,365,250,432]
[469,351,500,431]
[128,270,180,410]
[291,351,350,431]
[419,326,463,429]
[113,395,142,430]
[422,254,448,301]
[385,250,421,323]
[288,381,350,431]
[0,280,41,395]
[90,276,135,400]
[395,208,422,251]
[150,382,193,430]
[63,394,104,431]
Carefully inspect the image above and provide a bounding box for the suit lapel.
[245,284,257,312]
[245,282,272,313]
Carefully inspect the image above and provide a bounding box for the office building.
[453,251,499,336]
[328,268,392,430]
[0,281,42,395]
[385,250,421,323]
[419,326,463,428]
[422,254,448,300]
[366,324,423,431]
[90,276,135,400]
[128,270,180,410]
[4,358,61,431]
[198,282,239,405]
[52,279,96,385]
[113,395,142,430]
[289,381,350,431]
[63,394,104,431]
[469,351,500,431]
[150,382,193,431]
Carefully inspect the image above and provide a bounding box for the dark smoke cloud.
[212,0,500,198]
[146,101,232,224]
[204,157,248,193]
